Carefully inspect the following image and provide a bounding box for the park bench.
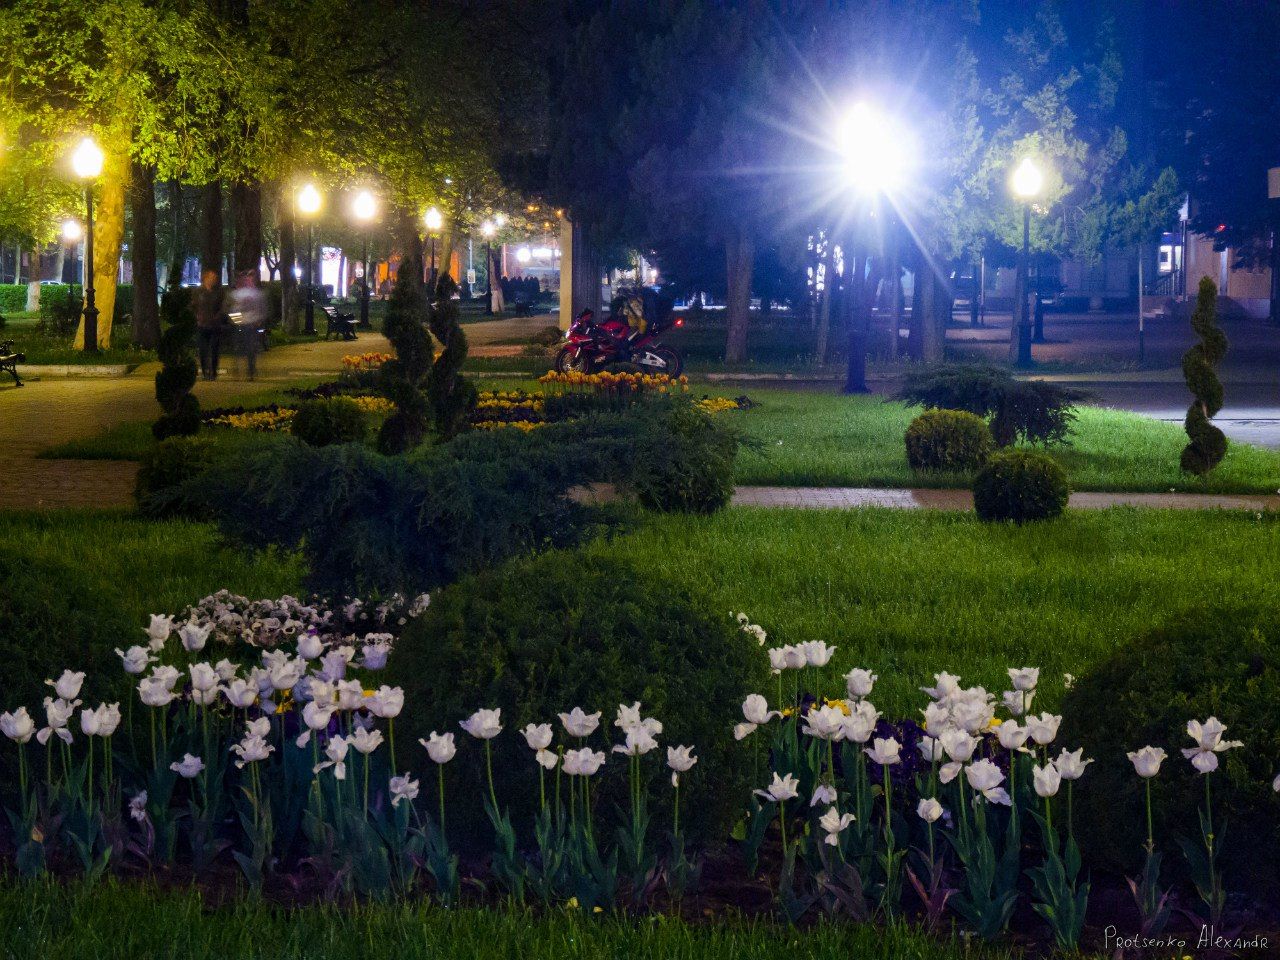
[0,337,25,387]
[512,299,534,317]
[320,304,358,341]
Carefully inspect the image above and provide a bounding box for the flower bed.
[204,396,394,432]
[3,604,1277,951]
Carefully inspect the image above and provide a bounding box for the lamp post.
[352,189,377,328]
[61,219,83,286]
[424,206,443,291]
[71,137,104,353]
[1010,157,1043,368]
[481,219,496,315]
[297,183,322,334]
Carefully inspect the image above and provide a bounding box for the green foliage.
[387,550,766,843]
[426,273,477,439]
[1180,278,1229,475]
[290,397,368,447]
[37,284,80,336]
[972,449,1069,523]
[896,364,1085,447]
[904,409,993,472]
[167,428,611,597]
[134,436,216,517]
[627,397,737,513]
[1061,606,1280,885]
[152,287,199,440]
[377,259,434,454]
[0,283,29,313]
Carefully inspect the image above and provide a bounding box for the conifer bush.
[1180,277,1229,475]
[972,449,1069,522]
[905,409,993,471]
[152,286,200,440]
[291,396,368,447]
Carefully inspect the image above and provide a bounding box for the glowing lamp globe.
[424,206,444,232]
[297,183,322,215]
[62,219,83,242]
[71,137,104,180]
[516,246,532,264]
[352,190,377,222]
[481,220,496,239]
[1011,158,1044,199]
[834,103,911,195]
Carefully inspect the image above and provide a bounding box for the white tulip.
[150,665,181,690]
[921,672,962,700]
[615,702,644,731]
[557,707,600,738]
[562,747,606,776]
[917,797,944,823]
[1007,667,1039,692]
[666,744,697,778]
[1272,772,1280,793]
[318,648,351,682]
[170,753,205,778]
[1025,712,1062,746]
[178,622,213,653]
[1189,750,1220,774]
[1,707,35,744]
[295,701,334,748]
[953,698,995,735]
[145,614,174,650]
[810,783,838,807]
[754,771,800,804]
[461,707,503,740]
[917,735,945,763]
[521,722,554,751]
[366,686,404,719]
[741,694,778,725]
[802,704,846,741]
[939,761,963,784]
[536,748,559,770]
[1182,717,1243,773]
[782,645,806,670]
[613,726,659,757]
[1001,689,1033,717]
[1033,762,1062,798]
[941,729,977,763]
[965,759,1010,805]
[818,806,855,846]
[214,659,238,682]
[189,663,219,693]
[733,721,758,741]
[1054,747,1093,781]
[389,773,419,807]
[36,697,76,746]
[222,679,258,709]
[246,716,271,739]
[115,646,153,675]
[230,735,274,768]
[361,640,392,671]
[865,737,902,766]
[314,736,349,780]
[349,726,384,755]
[297,631,325,660]
[421,731,456,764]
[801,640,836,668]
[336,679,365,712]
[994,720,1029,751]
[922,701,951,733]
[766,648,789,673]
[844,668,877,699]
[138,677,176,708]
[47,669,86,701]
[841,701,879,744]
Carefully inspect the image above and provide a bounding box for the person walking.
[194,268,225,380]
[228,270,266,380]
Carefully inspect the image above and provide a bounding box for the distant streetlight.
[71,137,104,353]
[424,206,444,289]
[61,219,83,243]
[1010,157,1043,366]
[352,189,377,328]
[480,219,496,315]
[297,183,322,334]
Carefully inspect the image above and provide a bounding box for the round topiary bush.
[628,398,736,513]
[385,550,767,844]
[972,449,1068,522]
[904,409,993,471]
[1060,605,1280,888]
[134,436,217,516]
[291,396,368,447]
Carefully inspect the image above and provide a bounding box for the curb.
[15,363,135,378]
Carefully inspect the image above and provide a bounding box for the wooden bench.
[0,337,25,387]
[320,304,358,341]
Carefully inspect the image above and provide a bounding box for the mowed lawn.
[728,389,1280,493]
[588,507,1280,715]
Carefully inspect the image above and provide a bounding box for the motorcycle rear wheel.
[554,346,592,374]
[651,345,683,379]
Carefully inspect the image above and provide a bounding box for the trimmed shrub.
[377,255,434,454]
[135,436,217,517]
[904,409,993,471]
[1181,277,1229,475]
[37,284,80,336]
[386,551,767,843]
[153,287,200,440]
[896,363,1087,447]
[628,397,737,513]
[291,396,368,447]
[972,449,1068,522]
[0,283,28,313]
[426,273,477,439]
[1061,606,1280,888]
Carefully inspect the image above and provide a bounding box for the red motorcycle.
[554,287,684,378]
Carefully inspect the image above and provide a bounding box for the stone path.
[731,486,1280,511]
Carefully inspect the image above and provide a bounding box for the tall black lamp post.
[353,189,377,328]
[71,137,104,354]
[481,219,496,314]
[1010,157,1043,369]
[297,183,322,334]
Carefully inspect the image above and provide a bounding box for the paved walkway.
[732,486,1280,511]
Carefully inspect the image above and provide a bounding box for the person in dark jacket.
[194,269,225,380]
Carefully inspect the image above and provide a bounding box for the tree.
[1180,277,1228,476]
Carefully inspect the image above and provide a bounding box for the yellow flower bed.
[694,396,741,414]
[341,352,394,371]
[349,395,395,415]
[207,408,297,432]
[538,370,690,393]
[472,419,547,432]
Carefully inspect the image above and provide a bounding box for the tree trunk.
[724,229,753,363]
[888,241,903,361]
[200,180,224,280]
[51,242,66,283]
[280,198,299,333]
[843,252,868,393]
[920,264,948,364]
[230,180,262,277]
[814,237,834,366]
[74,147,128,350]
[167,179,183,286]
[490,245,505,312]
[130,161,160,349]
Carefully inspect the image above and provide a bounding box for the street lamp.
[424,206,443,289]
[352,189,377,328]
[480,219,496,315]
[297,183,322,334]
[1010,157,1043,367]
[71,137,104,353]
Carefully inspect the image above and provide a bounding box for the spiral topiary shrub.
[1060,605,1280,887]
[426,273,477,439]
[972,449,1068,522]
[904,409,993,471]
[152,286,200,440]
[1180,277,1229,475]
[386,550,766,845]
[290,396,368,447]
[377,251,434,454]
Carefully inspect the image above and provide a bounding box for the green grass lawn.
[0,881,1024,960]
[730,390,1280,493]
[588,507,1280,716]
[4,315,157,366]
